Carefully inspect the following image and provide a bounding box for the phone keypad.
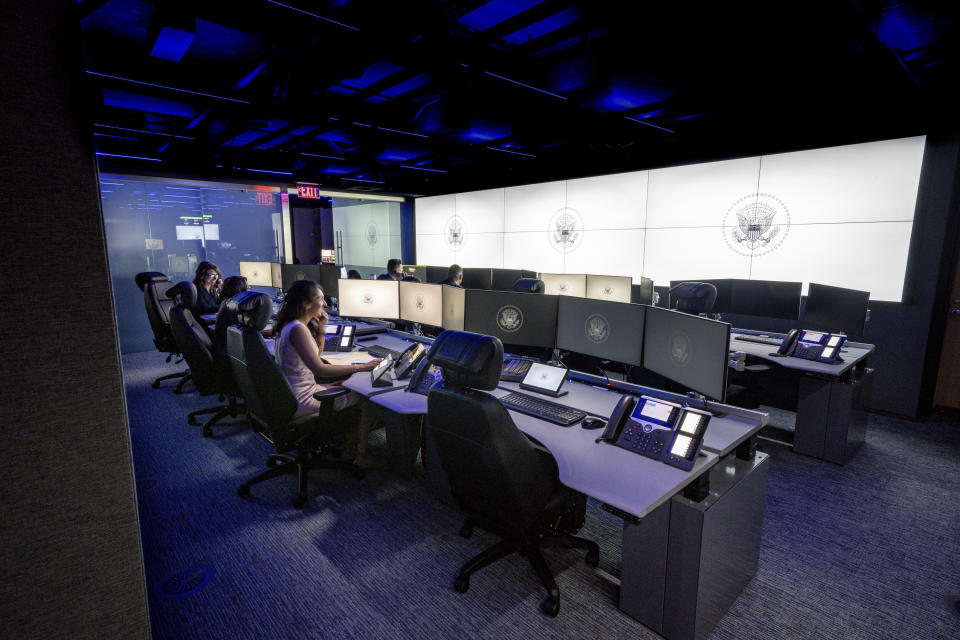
[616,422,670,460]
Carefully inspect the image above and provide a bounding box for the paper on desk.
[321,352,377,365]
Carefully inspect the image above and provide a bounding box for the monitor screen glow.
[586,275,632,303]
[441,284,465,331]
[399,282,444,326]
[540,273,587,297]
[337,279,399,319]
[239,261,273,287]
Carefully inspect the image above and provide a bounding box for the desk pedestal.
[620,452,769,640]
[794,368,873,464]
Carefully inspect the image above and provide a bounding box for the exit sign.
[297,183,324,199]
[254,192,273,205]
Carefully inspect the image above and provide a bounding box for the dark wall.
[0,3,150,639]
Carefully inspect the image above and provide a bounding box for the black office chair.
[376,273,395,280]
[137,271,191,392]
[167,282,247,436]
[227,291,364,508]
[669,281,718,315]
[424,330,599,616]
[401,275,421,282]
[511,278,545,294]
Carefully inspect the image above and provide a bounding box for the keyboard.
[734,334,784,346]
[364,345,403,360]
[501,356,535,382]
[499,392,586,427]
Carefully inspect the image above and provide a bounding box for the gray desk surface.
[730,330,874,377]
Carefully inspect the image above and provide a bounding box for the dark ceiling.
[78,0,959,197]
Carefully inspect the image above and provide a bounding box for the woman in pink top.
[272,280,383,468]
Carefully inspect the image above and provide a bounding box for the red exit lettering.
[255,192,273,205]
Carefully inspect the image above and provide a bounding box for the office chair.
[669,281,718,315]
[424,330,599,616]
[401,275,421,282]
[227,291,364,508]
[167,282,247,436]
[376,273,395,280]
[137,271,191,392]
[511,278,545,294]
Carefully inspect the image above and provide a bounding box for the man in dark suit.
[439,263,463,288]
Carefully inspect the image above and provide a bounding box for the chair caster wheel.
[540,595,560,617]
[188,416,198,426]
[459,524,473,539]
[292,495,307,509]
[585,549,599,567]
[202,427,212,438]
[237,485,250,498]
[453,576,469,593]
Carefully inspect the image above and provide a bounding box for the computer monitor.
[426,265,449,284]
[461,267,493,290]
[669,279,731,314]
[402,265,427,281]
[441,284,465,331]
[399,281,444,326]
[491,268,525,292]
[556,296,645,366]
[337,279,400,319]
[317,263,342,299]
[802,283,870,336]
[270,263,283,288]
[631,277,655,305]
[238,261,273,287]
[540,273,587,297]
[642,305,730,401]
[586,274,632,304]
[464,290,558,349]
[730,279,802,319]
[280,263,322,291]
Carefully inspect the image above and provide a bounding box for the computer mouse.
[581,417,606,430]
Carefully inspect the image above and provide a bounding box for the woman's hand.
[358,358,381,372]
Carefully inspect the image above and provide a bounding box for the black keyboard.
[734,334,783,346]
[364,345,402,360]
[499,392,585,427]
[501,357,535,382]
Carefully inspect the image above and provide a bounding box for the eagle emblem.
[669,331,692,366]
[416,295,425,311]
[723,193,790,257]
[361,291,375,305]
[445,216,465,250]
[584,314,610,343]
[366,222,379,247]
[547,207,584,253]
[496,305,524,333]
[602,286,614,296]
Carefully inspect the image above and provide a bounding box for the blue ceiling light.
[95,123,194,139]
[365,95,388,103]
[458,0,546,31]
[624,116,674,134]
[320,164,363,175]
[399,165,447,173]
[502,7,580,45]
[184,108,210,131]
[534,26,608,57]
[376,147,427,162]
[315,129,356,144]
[327,85,357,96]
[462,120,512,142]
[289,125,318,136]
[341,61,403,90]
[484,146,536,158]
[93,133,139,141]
[302,152,345,160]
[378,126,428,139]
[592,80,675,113]
[669,112,707,122]
[149,26,196,62]
[86,70,250,104]
[343,177,385,184]
[246,168,293,176]
[234,60,268,90]
[380,73,430,98]
[265,0,359,31]
[102,89,198,118]
[96,152,163,162]
[255,135,291,150]
[223,130,270,146]
[484,70,568,100]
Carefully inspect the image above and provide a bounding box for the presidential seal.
[496,305,524,333]
[722,193,790,257]
[444,215,465,250]
[602,285,614,297]
[584,314,610,344]
[366,221,379,248]
[416,295,425,311]
[295,270,307,281]
[361,290,375,305]
[547,207,583,254]
[668,330,692,367]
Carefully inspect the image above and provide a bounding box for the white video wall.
[415,136,926,301]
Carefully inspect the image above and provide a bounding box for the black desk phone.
[324,323,357,352]
[599,395,711,471]
[777,329,846,363]
[407,358,444,395]
[393,342,427,380]
[501,355,536,382]
[370,353,395,387]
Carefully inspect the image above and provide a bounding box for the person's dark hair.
[220,275,248,301]
[387,258,402,276]
[272,279,323,340]
[192,261,222,289]
[447,263,463,279]
[347,269,362,279]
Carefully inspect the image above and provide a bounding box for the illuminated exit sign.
[297,183,324,199]
[254,192,273,205]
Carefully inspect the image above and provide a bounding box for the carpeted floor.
[122,351,960,639]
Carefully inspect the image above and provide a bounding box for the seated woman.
[273,280,383,468]
[192,261,223,316]
[212,275,250,384]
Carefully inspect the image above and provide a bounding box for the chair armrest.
[313,386,350,401]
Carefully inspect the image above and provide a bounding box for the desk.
[730,329,874,464]
[341,329,770,640]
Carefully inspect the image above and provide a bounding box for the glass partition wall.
[332,197,403,279]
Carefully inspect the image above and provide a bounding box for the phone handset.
[394,342,427,380]
[596,394,637,444]
[777,329,800,356]
[406,357,431,392]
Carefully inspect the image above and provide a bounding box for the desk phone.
[599,395,711,471]
[407,358,444,395]
[501,355,536,382]
[324,323,357,352]
[777,329,846,363]
[394,342,427,380]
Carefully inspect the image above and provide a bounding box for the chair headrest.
[427,330,503,390]
[226,291,272,330]
[401,275,421,283]
[167,281,198,309]
[136,271,169,291]
[669,282,717,313]
[511,278,544,294]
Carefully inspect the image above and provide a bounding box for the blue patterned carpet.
[122,351,960,639]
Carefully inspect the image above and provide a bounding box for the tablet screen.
[522,363,566,393]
